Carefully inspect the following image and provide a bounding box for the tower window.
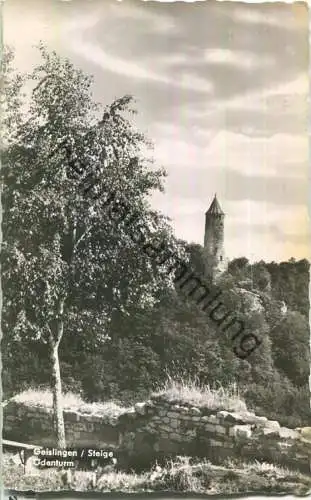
[220,256,223,261]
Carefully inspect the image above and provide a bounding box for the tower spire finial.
[206,194,224,215]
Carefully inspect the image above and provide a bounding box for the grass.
[8,377,248,417]
[3,454,311,495]
[96,471,150,492]
[9,388,130,418]
[10,389,85,409]
[152,376,248,412]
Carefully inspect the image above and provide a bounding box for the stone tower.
[204,194,227,279]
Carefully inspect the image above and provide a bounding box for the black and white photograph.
[1,0,310,496]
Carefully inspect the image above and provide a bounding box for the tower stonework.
[204,194,227,280]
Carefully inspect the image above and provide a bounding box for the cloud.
[224,74,308,112]
[151,48,273,72]
[231,3,307,30]
[202,131,308,179]
[109,2,177,34]
[225,200,310,260]
[204,49,274,69]
[65,11,100,32]
[178,73,308,137]
[227,201,308,227]
[150,52,193,68]
[64,0,307,116]
[227,222,309,249]
[152,125,308,180]
[70,38,213,93]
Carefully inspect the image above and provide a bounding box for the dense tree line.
[3,250,310,428]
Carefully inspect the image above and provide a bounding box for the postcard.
[1,0,310,497]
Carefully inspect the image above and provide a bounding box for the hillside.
[2,253,310,430]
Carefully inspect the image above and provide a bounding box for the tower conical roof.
[206,194,224,215]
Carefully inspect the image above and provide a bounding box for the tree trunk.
[50,341,66,448]
[50,298,66,448]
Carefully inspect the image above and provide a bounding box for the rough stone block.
[180,414,192,420]
[64,411,78,422]
[279,427,299,440]
[152,416,162,422]
[70,423,84,432]
[252,416,268,425]
[223,440,235,448]
[147,428,157,434]
[124,408,136,418]
[215,425,226,435]
[5,416,16,423]
[170,419,179,429]
[205,424,216,433]
[210,439,223,447]
[278,441,292,450]
[170,432,181,441]
[201,416,210,423]
[167,411,179,418]
[159,425,172,433]
[135,402,146,415]
[145,400,154,409]
[190,407,201,416]
[206,414,218,424]
[233,424,252,439]
[180,407,189,414]
[146,420,156,427]
[217,410,230,420]
[266,420,280,429]
[89,415,102,424]
[109,418,118,427]
[163,417,170,424]
[218,411,248,425]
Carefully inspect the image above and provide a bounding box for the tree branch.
[72,226,92,254]
[55,297,65,346]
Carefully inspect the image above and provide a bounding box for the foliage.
[2,46,174,347]
[269,310,310,386]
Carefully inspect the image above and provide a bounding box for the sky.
[4,0,310,262]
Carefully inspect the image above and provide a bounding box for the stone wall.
[3,394,311,473]
[3,400,120,449]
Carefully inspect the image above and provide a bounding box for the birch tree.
[1,46,179,447]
